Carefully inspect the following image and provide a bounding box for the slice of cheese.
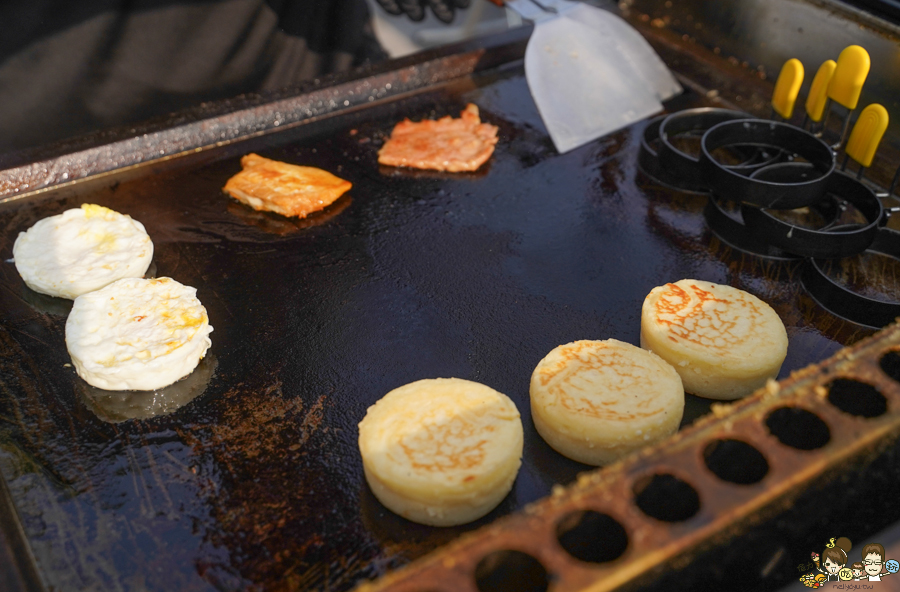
[223,153,351,218]
[358,378,523,526]
[641,279,788,400]
[531,339,684,466]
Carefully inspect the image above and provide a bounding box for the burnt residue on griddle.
[174,381,337,587]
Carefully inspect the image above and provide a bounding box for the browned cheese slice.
[223,153,351,218]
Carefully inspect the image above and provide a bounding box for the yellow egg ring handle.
[772,58,804,120]
[828,45,871,147]
[841,103,889,176]
[803,60,836,128]
[828,45,871,110]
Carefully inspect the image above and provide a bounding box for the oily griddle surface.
[0,67,880,591]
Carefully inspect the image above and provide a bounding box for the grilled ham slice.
[378,104,499,172]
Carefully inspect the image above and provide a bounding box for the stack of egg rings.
[638,108,900,328]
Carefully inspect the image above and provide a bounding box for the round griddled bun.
[530,339,684,466]
[66,277,213,391]
[13,204,153,299]
[641,279,788,400]
[358,378,523,526]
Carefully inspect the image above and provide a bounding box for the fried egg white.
[530,339,684,466]
[13,204,153,299]
[358,378,523,526]
[65,277,213,391]
[641,279,788,400]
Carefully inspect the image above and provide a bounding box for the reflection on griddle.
[20,284,73,316]
[642,182,708,250]
[377,162,492,180]
[820,250,900,302]
[78,354,217,423]
[359,478,519,561]
[225,194,351,235]
[799,292,877,345]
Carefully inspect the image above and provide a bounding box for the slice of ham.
[378,104,499,172]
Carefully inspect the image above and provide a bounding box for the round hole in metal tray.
[632,473,700,522]
[474,550,549,592]
[555,510,628,565]
[880,350,900,383]
[703,439,769,484]
[826,378,887,418]
[765,407,831,450]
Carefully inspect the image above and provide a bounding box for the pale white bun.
[66,277,213,391]
[530,339,684,466]
[358,378,523,526]
[641,279,788,400]
[13,204,153,299]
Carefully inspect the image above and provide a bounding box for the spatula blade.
[524,13,665,153]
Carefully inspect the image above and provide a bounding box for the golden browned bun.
[358,378,523,526]
[530,339,684,466]
[641,279,788,400]
[223,153,351,218]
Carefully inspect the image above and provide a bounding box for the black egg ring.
[658,108,777,188]
[700,119,835,209]
[747,161,822,185]
[638,115,707,193]
[703,195,800,261]
[741,171,883,259]
[704,191,841,262]
[801,227,900,328]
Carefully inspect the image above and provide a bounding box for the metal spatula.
[491,0,681,153]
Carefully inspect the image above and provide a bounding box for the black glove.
[376,0,470,24]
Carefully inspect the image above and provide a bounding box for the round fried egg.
[13,204,153,299]
[66,277,213,391]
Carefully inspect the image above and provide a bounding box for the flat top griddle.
[0,30,887,592]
